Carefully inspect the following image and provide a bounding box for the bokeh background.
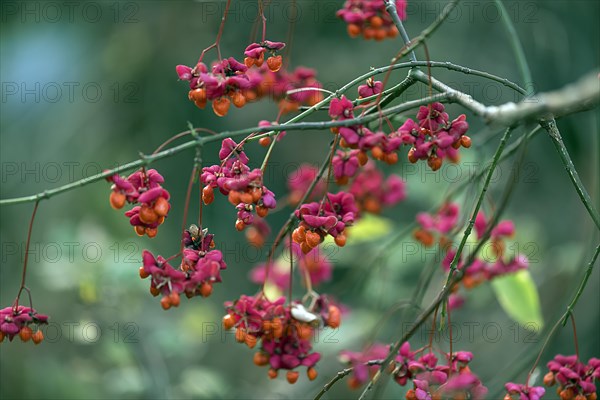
[1,1,598,399]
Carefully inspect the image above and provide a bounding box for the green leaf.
[345,214,393,244]
[491,270,544,328]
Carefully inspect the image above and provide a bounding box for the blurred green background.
[1,1,598,399]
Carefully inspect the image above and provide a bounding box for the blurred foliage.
[491,270,543,328]
[1,1,599,399]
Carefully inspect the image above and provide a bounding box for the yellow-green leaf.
[345,214,393,244]
[491,270,543,328]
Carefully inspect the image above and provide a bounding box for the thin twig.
[444,127,514,287]
[313,360,384,400]
[494,0,533,90]
[0,93,450,206]
[494,0,599,231]
[541,119,600,231]
[1,70,596,207]
[384,0,417,62]
[391,0,462,64]
[262,142,334,289]
[412,69,600,125]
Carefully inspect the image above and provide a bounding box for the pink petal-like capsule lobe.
[339,127,360,145]
[493,220,515,238]
[579,380,596,394]
[138,187,164,204]
[301,352,321,367]
[474,211,487,239]
[142,250,156,268]
[176,65,193,80]
[454,351,473,363]
[329,97,344,118]
[244,42,263,58]
[226,57,248,73]
[504,382,520,393]
[263,40,286,51]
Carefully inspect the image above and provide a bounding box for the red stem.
[198,182,204,228]
[365,31,418,119]
[383,115,395,131]
[260,2,267,42]
[318,135,340,213]
[13,201,40,311]
[219,132,258,169]
[152,132,191,155]
[163,252,182,264]
[262,140,336,291]
[526,317,562,386]
[570,313,580,361]
[180,166,198,254]
[447,302,453,368]
[428,304,440,351]
[423,43,435,133]
[198,0,232,63]
[262,228,287,291]
[283,0,296,67]
[288,231,293,304]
